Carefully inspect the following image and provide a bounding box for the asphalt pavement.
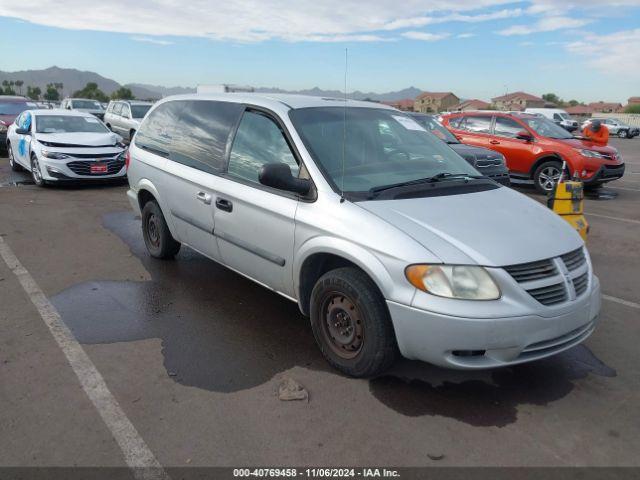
[0,138,639,473]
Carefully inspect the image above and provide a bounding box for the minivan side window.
[494,116,523,138]
[121,103,131,118]
[170,100,243,174]
[228,111,299,184]
[462,115,491,134]
[135,101,184,156]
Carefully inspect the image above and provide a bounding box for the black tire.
[141,200,181,259]
[30,155,47,187]
[310,267,397,377]
[618,129,627,139]
[533,160,562,194]
[7,143,23,172]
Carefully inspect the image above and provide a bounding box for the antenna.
[340,48,348,203]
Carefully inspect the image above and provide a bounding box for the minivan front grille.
[527,282,567,306]
[561,248,586,271]
[504,259,557,282]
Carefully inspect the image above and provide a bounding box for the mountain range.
[0,66,423,102]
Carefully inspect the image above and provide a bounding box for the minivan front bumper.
[387,275,600,369]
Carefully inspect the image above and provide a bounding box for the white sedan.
[6,109,127,187]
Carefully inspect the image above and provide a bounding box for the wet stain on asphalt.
[370,346,616,427]
[51,211,617,426]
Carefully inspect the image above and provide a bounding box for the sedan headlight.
[41,150,70,159]
[405,264,500,300]
[574,148,606,159]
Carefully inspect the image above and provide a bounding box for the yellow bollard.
[547,179,589,241]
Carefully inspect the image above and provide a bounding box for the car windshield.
[289,107,479,194]
[131,105,151,118]
[520,116,574,139]
[0,101,32,115]
[72,100,103,110]
[35,115,110,134]
[410,115,459,143]
[558,113,571,120]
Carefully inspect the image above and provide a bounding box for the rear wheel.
[618,129,628,139]
[310,267,397,377]
[141,200,181,259]
[8,143,23,172]
[533,160,562,194]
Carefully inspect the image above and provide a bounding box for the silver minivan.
[126,94,601,377]
[104,100,153,141]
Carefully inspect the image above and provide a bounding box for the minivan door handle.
[489,140,500,145]
[215,198,233,212]
[196,191,212,205]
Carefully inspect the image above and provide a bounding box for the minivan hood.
[359,186,582,266]
[35,131,119,146]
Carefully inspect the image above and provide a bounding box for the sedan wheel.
[618,129,628,138]
[31,156,45,187]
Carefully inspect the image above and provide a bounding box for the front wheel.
[618,129,628,139]
[533,160,562,194]
[30,155,46,187]
[310,267,397,377]
[141,200,181,259]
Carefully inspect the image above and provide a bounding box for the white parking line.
[0,237,169,480]
[603,294,640,310]
[586,212,640,225]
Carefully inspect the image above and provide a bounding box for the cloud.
[131,36,173,45]
[382,8,522,30]
[402,31,450,41]
[497,16,591,35]
[0,0,517,42]
[566,28,640,78]
[457,33,476,38]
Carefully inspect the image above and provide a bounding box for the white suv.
[104,100,153,141]
[126,94,601,377]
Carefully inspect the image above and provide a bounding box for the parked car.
[441,111,625,193]
[581,118,639,139]
[525,108,579,132]
[0,96,37,152]
[6,109,126,186]
[409,113,510,185]
[126,94,600,377]
[60,98,106,120]
[104,100,153,141]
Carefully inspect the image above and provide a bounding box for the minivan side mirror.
[259,163,311,195]
[516,130,534,142]
[15,128,30,135]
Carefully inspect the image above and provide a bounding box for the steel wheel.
[319,292,364,360]
[538,165,561,192]
[146,213,161,249]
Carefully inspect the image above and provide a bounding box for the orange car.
[441,111,625,193]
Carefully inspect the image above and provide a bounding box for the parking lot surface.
[1,138,639,470]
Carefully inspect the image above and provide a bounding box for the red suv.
[441,111,625,193]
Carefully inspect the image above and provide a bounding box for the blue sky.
[1,0,639,103]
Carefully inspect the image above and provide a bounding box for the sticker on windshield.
[392,115,426,131]
[85,117,99,123]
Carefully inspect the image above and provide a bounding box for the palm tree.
[54,82,64,98]
[15,80,24,95]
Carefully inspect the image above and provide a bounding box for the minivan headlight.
[405,264,500,300]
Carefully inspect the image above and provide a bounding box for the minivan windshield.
[131,105,152,118]
[409,114,459,144]
[36,115,110,133]
[289,107,480,194]
[520,116,574,139]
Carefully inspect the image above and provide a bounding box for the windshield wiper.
[368,173,485,198]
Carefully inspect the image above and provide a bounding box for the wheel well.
[298,253,369,316]
[138,189,156,211]
[529,155,564,178]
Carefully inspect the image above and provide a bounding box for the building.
[452,99,490,111]
[627,97,640,105]
[587,102,623,113]
[491,91,545,111]
[414,92,460,113]
[565,105,593,121]
[382,99,415,111]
